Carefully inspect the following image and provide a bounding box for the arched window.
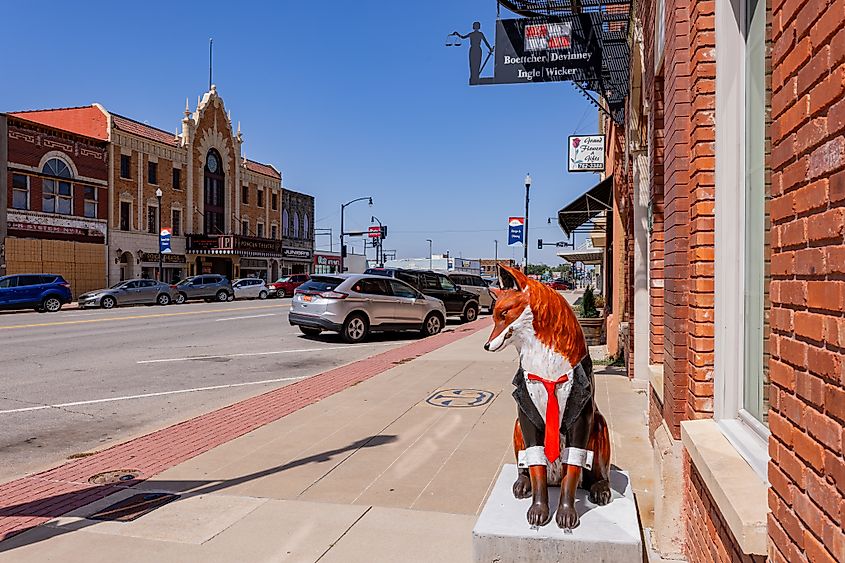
[302,214,309,239]
[283,209,290,236]
[203,150,225,234]
[42,157,73,214]
[293,212,300,239]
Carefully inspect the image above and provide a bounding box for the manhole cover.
[89,492,180,522]
[426,389,495,408]
[88,469,143,485]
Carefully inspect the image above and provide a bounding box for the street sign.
[568,135,605,172]
[368,226,381,238]
[508,217,524,246]
[159,228,172,254]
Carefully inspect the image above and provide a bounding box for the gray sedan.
[288,274,447,343]
[78,279,178,309]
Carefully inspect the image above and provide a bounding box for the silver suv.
[174,275,233,304]
[447,273,495,313]
[288,274,447,343]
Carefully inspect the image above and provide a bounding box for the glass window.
[172,167,181,190]
[299,277,343,292]
[120,202,131,231]
[389,280,419,299]
[271,225,278,239]
[84,186,98,218]
[172,210,182,237]
[257,189,265,208]
[439,276,457,291]
[12,174,28,210]
[18,275,45,287]
[283,210,290,236]
[242,185,249,204]
[303,214,309,239]
[148,206,158,234]
[148,161,158,184]
[42,158,72,178]
[43,179,72,214]
[257,223,264,238]
[272,192,278,211]
[0,277,16,289]
[120,154,132,179]
[743,0,769,425]
[293,212,300,238]
[242,220,249,235]
[353,278,391,295]
[421,273,440,290]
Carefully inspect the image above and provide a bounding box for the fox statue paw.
[556,503,579,529]
[512,474,532,499]
[589,480,612,505]
[527,501,552,527]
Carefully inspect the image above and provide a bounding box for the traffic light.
[341,244,347,258]
[537,239,543,249]
[380,225,387,239]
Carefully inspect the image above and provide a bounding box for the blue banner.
[159,228,172,254]
[508,217,524,246]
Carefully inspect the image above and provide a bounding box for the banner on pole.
[508,217,525,246]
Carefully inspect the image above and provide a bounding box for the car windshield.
[298,276,344,293]
[176,278,194,286]
[274,277,291,283]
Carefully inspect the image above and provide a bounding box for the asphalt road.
[0,299,425,483]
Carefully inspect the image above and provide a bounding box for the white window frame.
[83,186,98,218]
[654,0,666,72]
[714,0,769,482]
[171,208,182,237]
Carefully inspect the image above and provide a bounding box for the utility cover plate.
[89,493,180,522]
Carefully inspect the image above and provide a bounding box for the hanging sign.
[159,228,172,253]
[568,135,606,172]
[508,217,525,246]
[492,15,598,85]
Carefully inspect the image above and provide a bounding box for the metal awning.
[557,175,613,237]
[557,247,603,265]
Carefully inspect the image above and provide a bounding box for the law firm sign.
[568,135,605,172]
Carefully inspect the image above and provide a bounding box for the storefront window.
[743,0,769,425]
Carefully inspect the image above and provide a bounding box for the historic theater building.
[3,107,109,297]
[11,86,314,285]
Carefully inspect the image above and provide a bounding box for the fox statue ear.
[498,264,529,291]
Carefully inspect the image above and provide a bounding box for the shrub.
[580,286,600,318]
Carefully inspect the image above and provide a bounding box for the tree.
[580,286,600,318]
[525,264,550,276]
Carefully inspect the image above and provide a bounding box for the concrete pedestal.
[473,464,642,562]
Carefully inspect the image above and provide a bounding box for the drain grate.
[88,469,142,485]
[89,492,180,522]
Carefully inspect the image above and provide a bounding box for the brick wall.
[684,452,767,563]
[767,0,845,561]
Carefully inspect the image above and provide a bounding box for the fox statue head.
[484,265,587,374]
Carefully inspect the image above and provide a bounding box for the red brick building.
[610,0,844,561]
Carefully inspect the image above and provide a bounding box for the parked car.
[78,279,178,309]
[0,274,72,313]
[173,275,233,304]
[364,268,480,322]
[447,273,496,313]
[547,278,575,291]
[289,274,447,343]
[268,274,310,298]
[232,278,269,300]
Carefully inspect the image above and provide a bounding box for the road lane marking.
[0,376,311,415]
[0,304,289,331]
[215,313,278,322]
[136,342,399,364]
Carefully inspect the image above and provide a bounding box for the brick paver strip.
[0,318,492,541]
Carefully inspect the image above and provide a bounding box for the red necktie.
[526,372,570,463]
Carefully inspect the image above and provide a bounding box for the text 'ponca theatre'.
[4,85,314,290]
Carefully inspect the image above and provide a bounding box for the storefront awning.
[557,175,613,237]
[557,247,604,265]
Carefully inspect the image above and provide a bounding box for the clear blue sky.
[1,0,601,264]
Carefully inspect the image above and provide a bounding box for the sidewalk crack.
[314,505,372,562]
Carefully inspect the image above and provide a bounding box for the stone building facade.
[3,108,109,297]
[609,0,844,561]
[8,86,315,286]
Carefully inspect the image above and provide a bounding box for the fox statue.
[484,265,612,529]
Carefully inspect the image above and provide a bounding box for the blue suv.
[0,274,73,313]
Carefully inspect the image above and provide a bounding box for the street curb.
[0,318,492,542]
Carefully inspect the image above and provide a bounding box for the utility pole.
[426,239,433,270]
[523,173,531,273]
[340,196,373,273]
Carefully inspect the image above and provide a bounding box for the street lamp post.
[371,215,384,267]
[426,239,433,270]
[155,188,163,281]
[340,196,373,273]
[523,173,531,273]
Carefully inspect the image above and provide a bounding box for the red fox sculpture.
[484,265,612,529]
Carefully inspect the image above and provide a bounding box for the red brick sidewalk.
[0,319,491,542]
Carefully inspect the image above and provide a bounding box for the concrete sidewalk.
[0,330,652,562]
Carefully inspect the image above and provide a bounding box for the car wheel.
[227,294,235,302]
[462,303,479,323]
[258,290,268,300]
[299,326,322,337]
[175,292,187,304]
[157,293,171,306]
[420,313,443,337]
[100,296,116,310]
[42,297,63,313]
[277,288,287,298]
[341,314,369,344]
[216,290,229,302]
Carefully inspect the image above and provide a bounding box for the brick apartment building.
[2,108,109,297]
[7,86,315,286]
[605,0,844,561]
